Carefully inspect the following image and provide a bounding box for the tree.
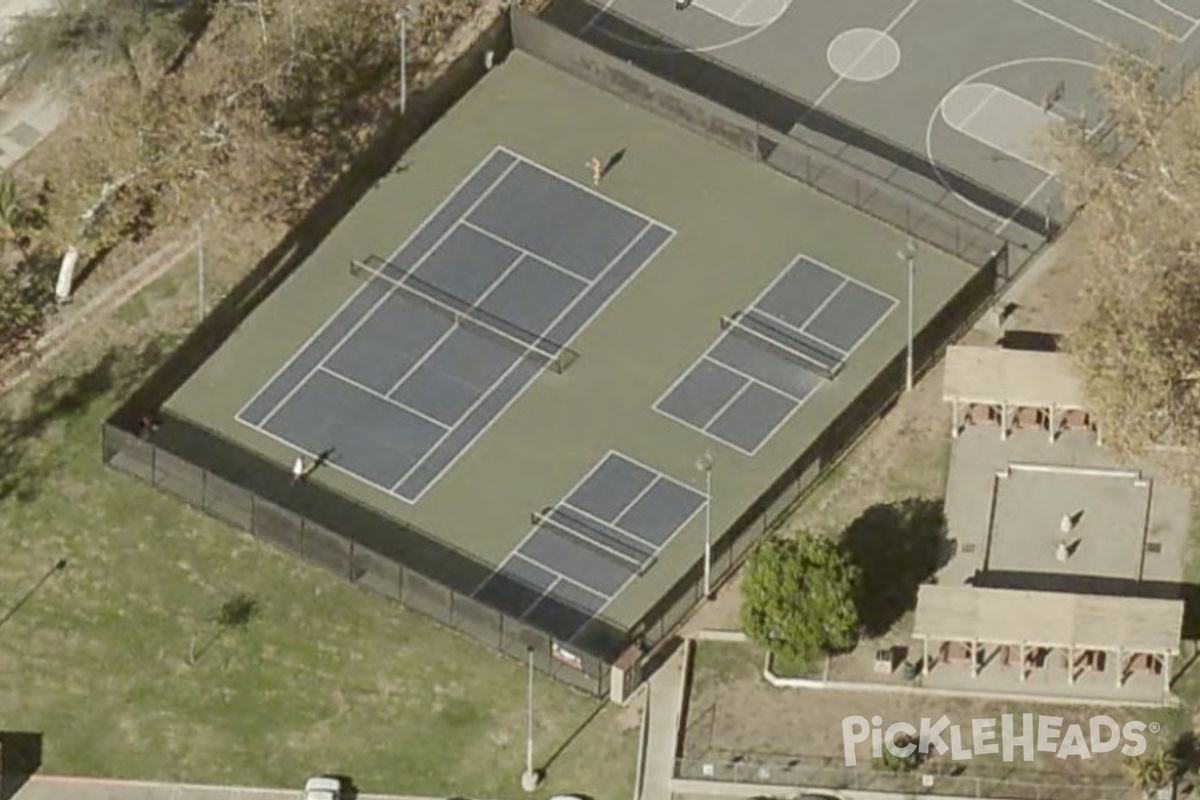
[878,732,921,773]
[1125,748,1178,798]
[1048,50,1200,484]
[739,534,860,668]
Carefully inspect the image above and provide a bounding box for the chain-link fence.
[101,417,614,696]
[675,757,1135,800]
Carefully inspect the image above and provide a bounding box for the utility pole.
[520,647,541,791]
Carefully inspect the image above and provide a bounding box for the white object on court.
[292,456,306,479]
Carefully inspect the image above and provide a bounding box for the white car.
[302,776,342,800]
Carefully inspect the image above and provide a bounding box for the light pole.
[696,451,714,598]
[395,6,410,115]
[896,239,916,392]
[520,647,541,791]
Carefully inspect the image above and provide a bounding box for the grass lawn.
[0,271,639,797]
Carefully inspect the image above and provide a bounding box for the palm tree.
[1125,749,1179,799]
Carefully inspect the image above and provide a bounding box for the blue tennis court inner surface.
[655,254,896,455]
[473,451,706,642]
[237,147,674,503]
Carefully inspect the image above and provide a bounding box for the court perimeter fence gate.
[105,5,1000,703]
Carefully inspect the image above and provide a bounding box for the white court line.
[318,366,450,430]
[730,0,759,22]
[400,218,675,503]
[561,500,659,553]
[603,447,712,498]
[1089,0,1180,38]
[1155,0,1200,33]
[516,565,615,609]
[1008,0,1156,62]
[1155,0,1200,23]
[494,145,672,234]
[473,450,628,598]
[236,417,401,497]
[253,157,522,431]
[379,235,525,399]
[581,0,618,34]
[763,253,897,359]
[570,470,709,645]
[994,172,1057,236]
[535,509,645,568]
[699,379,756,429]
[812,0,921,109]
[944,85,1059,174]
[234,146,516,426]
[460,220,594,286]
[395,221,665,502]
[1154,0,1200,22]
[384,321,459,398]
[511,552,612,604]
[952,86,1002,136]
[652,351,807,457]
[753,307,849,355]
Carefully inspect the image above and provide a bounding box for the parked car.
[302,776,342,800]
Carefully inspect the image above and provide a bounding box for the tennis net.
[720,309,843,379]
[351,256,578,374]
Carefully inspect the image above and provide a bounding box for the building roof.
[912,585,1183,654]
[942,345,1087,409]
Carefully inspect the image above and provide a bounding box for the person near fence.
[292,455,309,484]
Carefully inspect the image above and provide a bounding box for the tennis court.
[236,146,673,503]
[655,255,896,454]
[475,451,706,641]
[161,52,979,664]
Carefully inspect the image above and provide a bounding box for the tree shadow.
[0,559,67,632]
[0,337,172,504]
[840,498,949,638]
[188,592,260,665]
[1171,730,1200,780]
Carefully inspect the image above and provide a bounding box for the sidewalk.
[12,775,456,800]
[638,643,688,800]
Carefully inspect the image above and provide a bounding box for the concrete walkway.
[12,775,455,800]
[638,643,688,800]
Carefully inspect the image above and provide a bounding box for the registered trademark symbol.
[1150,722,1161,733]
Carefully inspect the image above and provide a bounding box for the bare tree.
[1049,51,1200,483]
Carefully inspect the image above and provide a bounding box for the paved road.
[12,776,458,800]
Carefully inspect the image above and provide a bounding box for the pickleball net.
[720,309,843,379]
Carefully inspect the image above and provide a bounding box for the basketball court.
[567,0,1200,232]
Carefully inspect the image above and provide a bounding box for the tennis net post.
[720,310,843,379]
[350,257,579,374]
